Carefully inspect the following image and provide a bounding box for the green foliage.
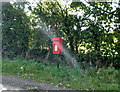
[2,2,31,58]
[2,1,120,69]
[31,1,120,68]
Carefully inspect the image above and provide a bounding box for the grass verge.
[2,58,119,90]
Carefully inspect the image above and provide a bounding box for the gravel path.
[1,75,72,90]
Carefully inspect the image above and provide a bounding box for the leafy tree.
[70,2,119,68]
[32,1,117,68]
[2,2,31,58]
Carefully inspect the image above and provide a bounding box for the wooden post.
[56,54,60,68]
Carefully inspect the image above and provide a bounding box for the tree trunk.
[69,37,74,53]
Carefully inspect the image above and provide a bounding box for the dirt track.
[1,75,71,91]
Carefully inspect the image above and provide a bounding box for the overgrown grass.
[2,58,119,90]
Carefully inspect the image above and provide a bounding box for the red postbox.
[52,37,62,54]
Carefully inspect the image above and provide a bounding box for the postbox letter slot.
[55,45,58,51]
